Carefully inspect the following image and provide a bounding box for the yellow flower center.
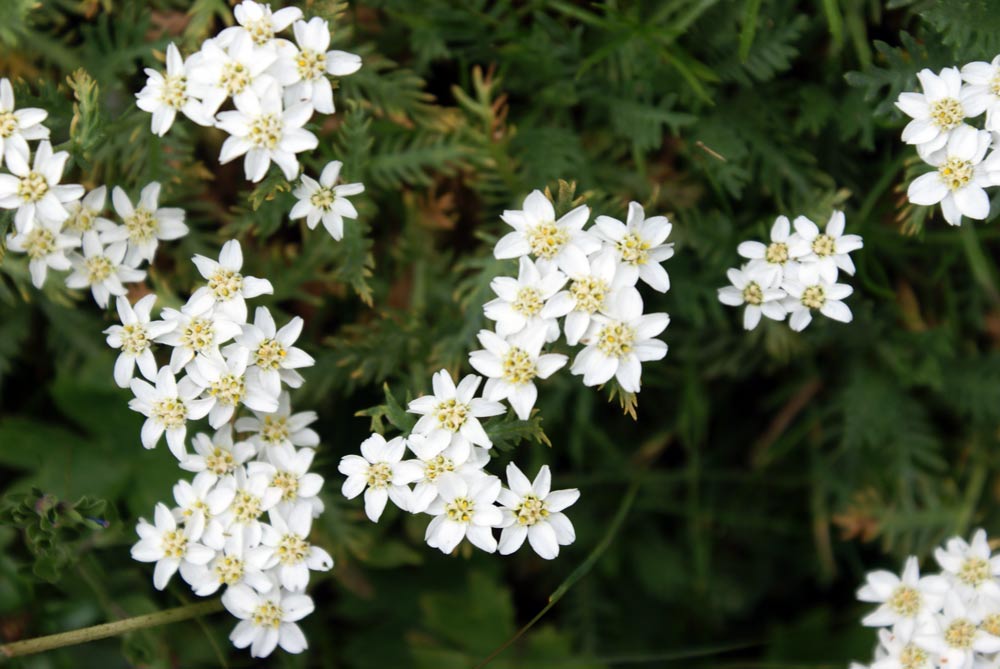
[991,73,1000,97]
[742,281,763,306]
[596,321,636,358]
[959,556,990,586]
[527,222,568,259]
[765,241,789,265]
[248,112,282,149]
[982,613,1000,637]
[245,18,274,45]
[569,276,608,313]
[251,601,283,629]
[260,416,290,445]
[811,234,836,257]
[801,285,825,310]
[120,323,151,355]
[209,373,246,407]
[366,462,392,488]
[125,207,159,243]
[929,97,964,131]
[209,268,243,300]
[886,585,922,617]
[939,157,974,191]
[296,48,327,80]
[617,232,650,265]
[0,110,17,138]
[232,490,262,523]
[276,534,310,565]
[310,187,335,210]
[435,398,469,431]
[214,555,245,585]
[255,338,287,371]
[424,454,455,482]
[899,644,929,669]
[161,74,188,110]
[272,471,299,502]
[161,528,187,558]
[205,447,236,475]
[220,61,251,95]
[17,171,48,203]
[445,496,474,523]
[515,493,549,526]
[501,347,537,385]
[65,204,96,233]
[152,397,187,429]
[512,286,544,317]
[23,227,56,260]
[85,255,113,283]
[180,317,215,353]
[944,618,977,649]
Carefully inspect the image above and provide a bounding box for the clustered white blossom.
[897,64,1000,226]
[853,529,1000,669]
[124,239,330,658]
[0,78,189,305]
[337,190,674,559]
[717,211,863,332]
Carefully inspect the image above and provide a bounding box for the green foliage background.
[2,0,1000,666]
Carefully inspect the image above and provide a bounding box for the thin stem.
[0,599,224,661]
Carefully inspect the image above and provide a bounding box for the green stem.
[0,600,224,661]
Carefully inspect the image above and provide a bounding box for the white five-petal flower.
[424,473,504,554]
[136,43,212,136]
[222,583,314,658]
[131,502,215,590]
[593,201,674,292]
[129,366,212,459]
[186,239,274,323]
[494,190,600,276]
[289,160,365,240]
[5,218,79,288]
[338,434,411,522]
[717,265,787,330]
[497,463,579,560]
[65,231,146,308]
[103,183,188,266]
[484,256,571,340]
[104,294,174,388]
[0,140,83,232]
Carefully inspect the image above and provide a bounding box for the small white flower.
[961,56,1000,132]
[870,628,934,669]
[717,265,787,330]
[484,256,571,340]
[396,432,491,514]
[289,160,364,240]
[180,536,273,596]
[5,218,79,288]
[935,529,1000,600]
[259,444,325,517]
[131,502,215,590]
[271,18,362,114]
[216,77,318,182]
[129,366,212,459]
[0,140,83,232]
[424,473,503,554]
[895,67,975,156]
[222,583,314,658]
[553,249,628,346]
[468,326,568,420]
[187,33,277,115]
[593,201,673,292]
[497,463,579,560]
[136,43,212,136]
[186,239,274,323]
[261,502,333,591]
[235,391,320,454]
[155,305,243,373]
[782,278,853,331]
[907,125,1000,226]
[180,426,257,476]
[913,591,1000,668]
[64,186,116,237]
[171,471,237,531]
[736,215,801,287]
[494,190,600,276]
[228,306,314,396]
[186,348,280,428]
[102,183,188,266]
[338,433,411,522]
[208,464,283,549]
[407,369,505,456]
[220,1,303,49]
[857,556,950,638]
[0,77,50,166]
[65,232,146,308]
[104,294,174,388]
[571,288,668,393]
[787,211,864,283]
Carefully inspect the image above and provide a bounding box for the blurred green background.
[3,0,1000,666]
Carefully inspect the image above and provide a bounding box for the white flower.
[289,160,364,240]
[186,239,274,322]
[338,434,411,522]
[396,433,490,514]
[497,463,579,560]
[65,232,146,308]
[570,288,668,393]
[64,186,115,237]
[186,348,280,428]
[895,67,975,156]
[216,78,317,182]
[228,307,314,396]
[222,583,314,658]
[494,190,600,276]
[129,366,212,459]
[102,183,188,266]
[180,426,257,476]
[553,249,628,346]
[261,502,333,591]
[782,278,853,332]
[155,305,243,373]
[187,33,277,115]
[907,125,1000,226]
[961,56,1000,132]
[717,265,787,330]
[407,369,505,456]
[208,464,283,549]
[104,295,174,388]
[259,444,325,517]
[593,201,673,292]
[5,218,79,288]
[935,529,1000,600]
[171,471,237,531]
[736,215,801,287]
[857,556,950,638]
[180,536,273,596]
[0,140,83,232]
[220,1,303,49]
[424,473,503,554]
[484,256,571,340]
[131,502,215,590]
[787,211,864,283]
[136,43,212,136]
[271,18,362,114]
[913,591,1000,668]
[235,391,320,453]
[869,628,934,669]
[468,326,567,420]
[0,77,49,166]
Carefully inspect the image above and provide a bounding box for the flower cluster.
[897,65,1000,226]
[337,190,674,559]
[122,239,330,658]
[136,0,361,184]
[853,529,1000,669]
[0,78,189,305]
[717,212,863,332]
